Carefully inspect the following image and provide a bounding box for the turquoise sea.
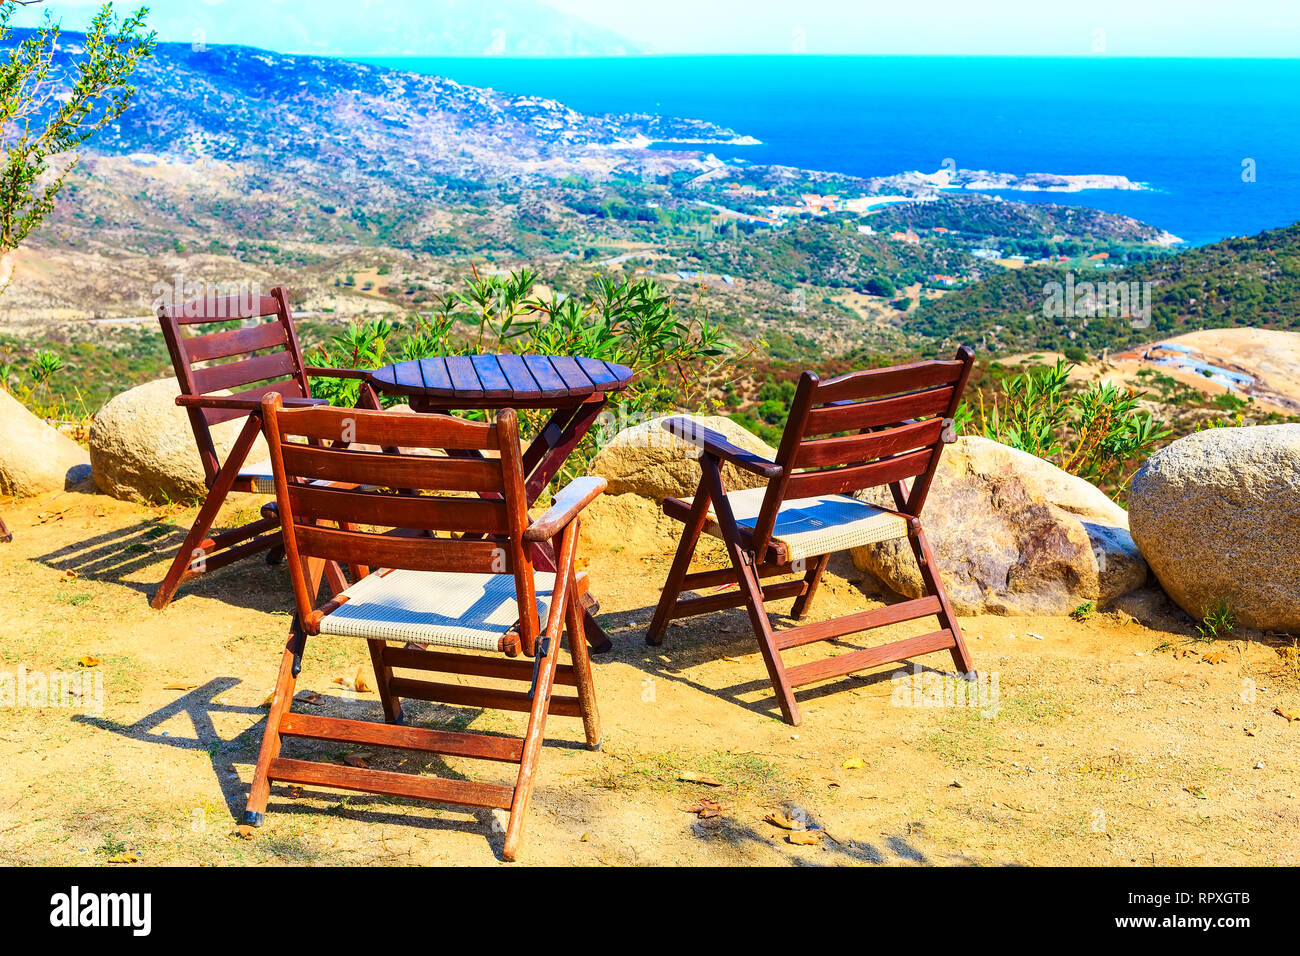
[363,55,1300,246]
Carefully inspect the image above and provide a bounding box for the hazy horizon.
[18,0,1300,59]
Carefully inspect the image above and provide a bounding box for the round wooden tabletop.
[368,353,634,403]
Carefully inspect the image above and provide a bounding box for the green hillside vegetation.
[911,222,1300,354]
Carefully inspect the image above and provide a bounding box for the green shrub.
[960,359,1170,499]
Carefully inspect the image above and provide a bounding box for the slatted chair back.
[157,286,312,486]
[260,399,541,653]
[749,347,974,561]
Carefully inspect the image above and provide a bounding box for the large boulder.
[0,387,92,497]
[851,436,1147,615]
[1128,424,1300,631]
[90,378,270,503]
[590,414,776,500]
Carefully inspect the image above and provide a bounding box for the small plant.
[1194,598,1236,642]
[960,359,1170,499]
[1070,601,1095,622]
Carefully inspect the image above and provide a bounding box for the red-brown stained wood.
[288,484,510,534]
[280,444,505,492]
[785,447,933,498]
[243,398,605,859]
[793,417,946,470]
[645,347,976,725]
[182,321,288,363]
[267,758,516,810]
[279,712,524,762]
[802,384,955,436]
[190,349,297,395]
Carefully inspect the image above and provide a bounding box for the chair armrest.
[661,416,782,479]
[175,395,328,411]
[524,476,607,542]
[303,365,373,380]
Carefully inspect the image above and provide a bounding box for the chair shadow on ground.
[72,676,589,860]
[33,520,292,613]
[681,804,970,866]
[602,577,963,723]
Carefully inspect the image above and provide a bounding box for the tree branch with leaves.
[0,1,154,260]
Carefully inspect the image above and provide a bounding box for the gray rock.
[0,387,93,497]
[90,378,271,503]
[851,436,1147,615]
[589,414,775,501]
[1128,424,1300,631]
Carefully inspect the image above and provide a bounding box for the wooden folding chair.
[151,287,374,609]
[245,395,604,861]
[646,347,976,726]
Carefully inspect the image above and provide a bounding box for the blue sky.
[21,0,1300,56]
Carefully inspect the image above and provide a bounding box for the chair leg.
[701,457,802,726]
[565,574,601,750]
[909,523,974,674]
[151,484,234,610]
[367,638,403,724]
[790,553,831,621]
[646,476,711,646]
[152,414,264,610]
[502,595,567,862]
[244,631,300,826]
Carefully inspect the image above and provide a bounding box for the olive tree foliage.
[0,1,154,261]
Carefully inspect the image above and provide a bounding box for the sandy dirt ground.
[1,489,1298,867]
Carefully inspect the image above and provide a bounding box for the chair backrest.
[157,286,311,485]
[750,346,974,558]
[260,398,541,650]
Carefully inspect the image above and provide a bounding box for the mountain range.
[30,0,641,57]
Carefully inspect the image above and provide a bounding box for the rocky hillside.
[909,222,1300,354]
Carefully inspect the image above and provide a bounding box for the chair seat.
[688,486,909,562]
[318,568,555,652]
[239,460,277,494]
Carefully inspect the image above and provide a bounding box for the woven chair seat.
[695,486,909,562]
[318,568,555,652]
[239,460,277,494]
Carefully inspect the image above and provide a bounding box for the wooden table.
[367,353,634,652]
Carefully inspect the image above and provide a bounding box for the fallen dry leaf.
[1201,652,1228,664]
[677,771,723,787]
[106,851,140,864]
[1244,726,1258,737]
[59,569,78,582]
[684,798,725,819]
[232,825,255,840]
[163,682,198,691]
[288,785,304,799]
[764,811,805,831]
[75,655,100,668]
[294,691,323,706]
[259,691,275,708]
[841,757,864,770]
[1274,705,1300,723]
[353,664,373,694]
[786,830,821,846]
[343,752,373,768]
